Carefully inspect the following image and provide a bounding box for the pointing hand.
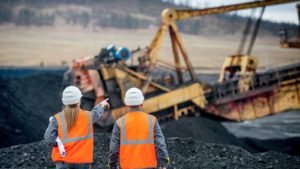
[100,98,110,109]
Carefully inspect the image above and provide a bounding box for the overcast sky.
[173,0,299,24]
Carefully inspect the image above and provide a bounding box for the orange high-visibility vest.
[117,112,157,169]
[52,110,94,163]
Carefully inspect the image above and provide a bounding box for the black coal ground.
[0,133,300,169]
[0,68,65,148]
[161,116,300,156]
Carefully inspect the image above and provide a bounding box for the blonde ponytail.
[63,104,80,132]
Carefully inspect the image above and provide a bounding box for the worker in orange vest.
[44,86,110,169]
[108,87,169,169]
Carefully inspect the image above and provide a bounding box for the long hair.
[63,104,80,132]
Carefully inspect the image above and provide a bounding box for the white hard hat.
[124,87,144,106]
[62,86,82,105]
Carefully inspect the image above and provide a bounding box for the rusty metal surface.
[207,62,300,121]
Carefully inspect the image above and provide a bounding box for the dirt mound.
[162,117,243,144]
[161,116,300,155]
[0,133,299,169]
[0,70,64,148]
[167,137,300,169]
[161,116,256,152]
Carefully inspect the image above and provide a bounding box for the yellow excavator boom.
[164,0,299,21]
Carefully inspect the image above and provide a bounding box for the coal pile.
[167,137,300,169]
[0,133,299,169]
[0,68,65,148]
[161,117,247,145]
[161,116,260,152]
[222,110,300,156]
[161,116,300,155]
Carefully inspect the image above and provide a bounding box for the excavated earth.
[1,67,300,168]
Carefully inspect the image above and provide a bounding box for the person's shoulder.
[146,113,157,122]
[116,115,126,126]
[145,112,156,118]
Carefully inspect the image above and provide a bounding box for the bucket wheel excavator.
[64,0,300,125]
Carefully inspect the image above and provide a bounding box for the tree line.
[0,4,151,29]
[0,5,54,26]
[0,0,297,36]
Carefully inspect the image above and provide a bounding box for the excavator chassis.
[207,62,300,121]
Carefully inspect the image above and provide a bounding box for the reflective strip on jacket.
[117,112,157,169]
[51,110,94,163]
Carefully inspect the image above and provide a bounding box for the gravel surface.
[0,133,299,169]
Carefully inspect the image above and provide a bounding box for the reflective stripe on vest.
[58,111,93,143]
[120,115,154,145]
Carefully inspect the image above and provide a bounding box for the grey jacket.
[108,113,169,169]
[44,104,105,146]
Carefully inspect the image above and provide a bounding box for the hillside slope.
[0,0,298,36]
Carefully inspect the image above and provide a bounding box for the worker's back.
[117,111,157,169]
[52,110,94,163]
[109,87,169,169]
